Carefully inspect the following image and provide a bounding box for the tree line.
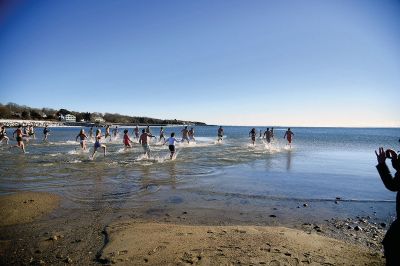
[0,102,206,125]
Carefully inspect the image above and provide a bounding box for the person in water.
[249,128,257,145]
[105,125,111,140]
[112,126,119,138]
[76,129,88,151]
[375,147,400,265]
[43,125,50,141]
[284,128,294,147]
[159,127,165,142]
[139,129,156,158]
[0,124,9,144]
[217,126,224,142]
[146,125,151,134]
[164,132,181,159]
[263,128,271,143]
[12,125,26,153]
[89,127,94,139]
[91,128,106,158]
[270,127,275,140]
[181,126,190,144]
[123,129,134,148]
[28,125,35,139]
[188,127,195,142]
[134,125,139,139]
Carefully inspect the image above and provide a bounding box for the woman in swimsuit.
[249,128,256,145]
[0,125,9,144]
[76,129,88,151]
[91,129,106,159]
[12,125,26,153]
[159,127,165,142]
[123,129,133,148]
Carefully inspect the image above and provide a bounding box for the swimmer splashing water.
[139,129,156,158]
[91,129,106,159]
[217,126,224,142]
[284,128,294,148]
[249,128,257,146]
[164,132,181,159]
[76,129,88,151]
[11,125,26,153]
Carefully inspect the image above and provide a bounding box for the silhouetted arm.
[376,163,400,192]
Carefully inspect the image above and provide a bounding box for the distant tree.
[46,114,56,120]
[58,109,71,116]
[21,110,30,119]
[0,106,12,118]
[30,110,42,120]
[83,112,91,121]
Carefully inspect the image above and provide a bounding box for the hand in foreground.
[386,149,397,159]
[375,147,386,164]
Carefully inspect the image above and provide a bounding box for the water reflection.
[286,150,292,171]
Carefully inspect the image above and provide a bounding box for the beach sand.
[100,221,383,265]
[0,192,386,265]
[0,192,60,227]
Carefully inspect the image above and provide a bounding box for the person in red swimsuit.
[284,128,294,147]
[123,129,133,148]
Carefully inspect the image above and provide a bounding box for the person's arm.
[376,147,400,192]
[76,135,79,141]
[387,149,400,171]
[284,132,287,139]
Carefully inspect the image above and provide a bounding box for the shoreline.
[0,191,387,265]
[0,119,205,128]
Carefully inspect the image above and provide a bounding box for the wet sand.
[0,191,387,265]
[101,222,383,265]
[0,192,60,227]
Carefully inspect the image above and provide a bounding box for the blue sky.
[0,0,399,127]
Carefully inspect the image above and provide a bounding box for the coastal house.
[92,116,105,123]
[62,114,76,122]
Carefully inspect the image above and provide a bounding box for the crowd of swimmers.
[0,124,51,153]
[248,127,294,147]
[1,124,294,158]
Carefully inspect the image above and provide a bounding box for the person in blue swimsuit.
[91,129,106,159]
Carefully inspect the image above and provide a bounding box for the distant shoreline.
[0,119,206,128]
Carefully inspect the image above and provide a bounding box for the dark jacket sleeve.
[376,163,400,192]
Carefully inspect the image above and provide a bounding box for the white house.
[92,116,105,123]
[64,114,76,122]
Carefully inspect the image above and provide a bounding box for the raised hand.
[375,147,386,164]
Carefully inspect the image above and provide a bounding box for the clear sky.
[0,0,399,127]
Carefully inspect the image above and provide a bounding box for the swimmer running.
[76,129,88,151]
[11,125,26,153]
[249,128,257,145]
[217,126,224,142]
[284,128,294,148]
[181,126,190,144]
[164,132,181,159]
[139,129,156,158]
[91,129,106,159]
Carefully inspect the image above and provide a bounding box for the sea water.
[0,126,399,223]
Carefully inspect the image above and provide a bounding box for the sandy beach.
[0,191,386,265]
[0,192,60,227]
[101,221,382,265]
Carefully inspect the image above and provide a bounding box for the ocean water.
[1,126,399,222]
